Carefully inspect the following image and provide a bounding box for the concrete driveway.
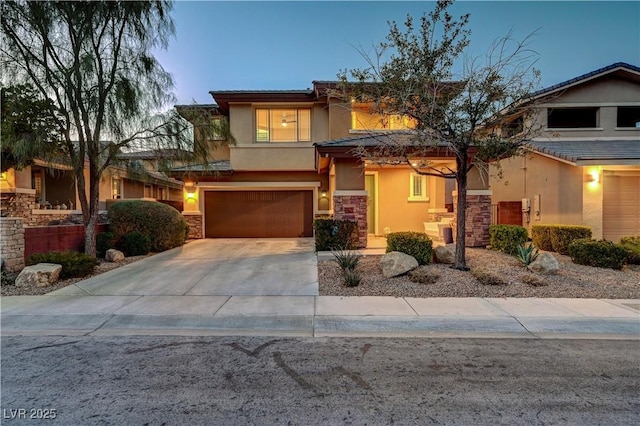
[50,238,319,297]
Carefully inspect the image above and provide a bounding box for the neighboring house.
[1,157,183,226]
[174,83,492,247]
[490,62,640,242]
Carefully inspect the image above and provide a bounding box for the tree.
[1,1,221,255]
[1,84,61,171]
[336,0,541,270]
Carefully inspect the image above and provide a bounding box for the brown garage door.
[603,171,640,243]
[204,190,313,238]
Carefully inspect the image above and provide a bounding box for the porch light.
[0,172,7,181]
[321,189,327,198]
[586,170,600,184]
[186,192,195,199]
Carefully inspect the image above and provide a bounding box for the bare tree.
[336,0,541,270]
[1,1,225,255]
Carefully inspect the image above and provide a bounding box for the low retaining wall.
[24,224,108,260]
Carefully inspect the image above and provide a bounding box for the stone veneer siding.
[183,213,203,239]
[2,192,36,222]
[0,218,25,272]
[333,195,367,248]
[452,193,492,247]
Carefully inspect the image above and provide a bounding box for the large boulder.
[434,244,456,264]
[381,251,419,278]
[15,263,62,287]
[527,252,560,275]
[105,249,125,262]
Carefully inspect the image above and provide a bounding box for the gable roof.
[530,62,640,99]
[528,139,640,165]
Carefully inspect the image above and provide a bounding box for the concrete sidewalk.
[2,295,638,339]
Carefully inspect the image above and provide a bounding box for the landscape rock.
[381,251,418,278]
[527,252,560,275]
[15,263,62,287]
[434,244,456,264]
[105,249,125,262]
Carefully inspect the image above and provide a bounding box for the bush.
[620,236,640,265]
[550,225,592,255]
[567,239,628,270]
[96,232,116,258]
[531,225,553,251]
[520,274,547,287]
[489,225,528,256]
[314,219,358,251]
[1,270,16,286]
[471,269,507,286]
[120,231,151,256]
[408,266,440,284]
[342,269,362,287]
[108,200,188,252]
[386,232,433,265]
[514,243,539,266]
[26,251,98,279]
[331,248,360,271]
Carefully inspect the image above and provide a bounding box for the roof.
[530,62,640,99]
[117,149,193,160]
[169,160,233,173]
[209,90,317,113]
[527,139,640,165]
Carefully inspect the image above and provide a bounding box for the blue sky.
[154,1,640,104]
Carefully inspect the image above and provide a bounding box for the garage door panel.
[603,173,640,242]
[205,190,313,238]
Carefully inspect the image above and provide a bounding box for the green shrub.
[96,232,116,258]
[331,248,360,271]
[550,226,592,255]
[531,225,553,251]
[489,225,529,256]
[1,270,16,286]
[120,231,151,256]
[408,266,440,284]
[26,251,98,279]
[515,243,539,266]
[342,269,362,287]
[567,239,628,270]
[620,236,640,265]
[386,232,433,265]
[313,219,358,251]
[108,200,188,252]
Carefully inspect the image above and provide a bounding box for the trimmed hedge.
[620,236,640,265]
[550,225,592,255]
[567,239,628,270]
[26,251,98,279]
[108,200,188,252]
[531,225,553,251]
[531,224,592,255]
[120,231,151,256]
[489,225,528,256]
[314,219,358,251]
[386,232,433,265]
[96,232,116,258]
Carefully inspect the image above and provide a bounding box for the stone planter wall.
[452,191,492,247]
[183,213,203,239]
[0,218,25,273]
[333,193,367,248]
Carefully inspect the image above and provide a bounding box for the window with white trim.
[408,173,429,202]
[112,178,122,199]
[255,108,311,142]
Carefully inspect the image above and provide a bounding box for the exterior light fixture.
[321,189,327,198]
[586,170,600,184]
[186,192,195,199]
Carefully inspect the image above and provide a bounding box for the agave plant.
[331,248,361,271]
[515,243,540,266]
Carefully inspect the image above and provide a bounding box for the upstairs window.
[351,104,416,131]
[112,178,122,199]
[617,106,640,128]
[408,173,429,202]
[256,108,311,142]
[208,117,227,141]
[547,107,599,129]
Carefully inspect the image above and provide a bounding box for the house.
[489,62,640,242]
[1,156,183,226]
[174,83,492,247]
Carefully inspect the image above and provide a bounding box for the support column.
[0,217,25,272]
[452,190,492,247]
[333,190,368,248]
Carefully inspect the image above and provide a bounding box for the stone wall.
[452,191,492,247]
[183,213,203,239]
[2,191,36,221]
[333,194,367,248]
[0,218,25,273]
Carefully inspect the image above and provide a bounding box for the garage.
[204,190,313,238]
[603,171,640,242]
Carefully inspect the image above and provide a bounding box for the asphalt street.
[1,336,638,425]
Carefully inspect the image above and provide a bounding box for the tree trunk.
[79,161,101,257]
[453,150,468,270]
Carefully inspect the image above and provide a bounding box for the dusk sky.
[154,1,640,105]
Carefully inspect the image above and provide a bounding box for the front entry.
[365,174,377,235]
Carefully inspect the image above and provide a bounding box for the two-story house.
[489,62,640,242]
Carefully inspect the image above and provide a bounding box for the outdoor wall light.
[186,192,196,199]
[321,189,328,198]
[586,170,600,184]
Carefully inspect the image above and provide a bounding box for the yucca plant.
[342,269,362,287]
[331,248,361,271]
[515,243,540,266]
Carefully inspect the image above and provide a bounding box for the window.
[617,106,640,128]
[351,104,416,131]
[409,173,429,201]
[255,108,311,142]
[547,107,599,128]
[32,170,43,202]
[208,117,227,140]
[112,178,122,199]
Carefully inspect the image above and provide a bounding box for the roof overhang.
[209,90,317,113]
[527,139,640,166]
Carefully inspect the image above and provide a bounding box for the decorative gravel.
[1,254,152,297]
[319,249,640,299]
